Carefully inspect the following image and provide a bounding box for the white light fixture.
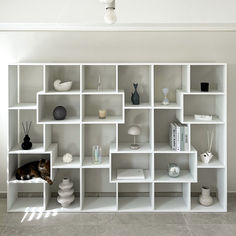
[128,126,141,150]
[100,0,117,25]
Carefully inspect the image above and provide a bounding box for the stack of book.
[169,122,188,151]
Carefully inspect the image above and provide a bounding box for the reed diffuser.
[21,121,32,150]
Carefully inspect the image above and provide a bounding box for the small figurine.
[131,83,140,105]
[21,121,32,150]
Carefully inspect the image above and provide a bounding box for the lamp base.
[130,144,140,150]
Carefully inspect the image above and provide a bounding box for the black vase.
[131,83,140,105]
[21,135,32,150]
[53,106,67,120]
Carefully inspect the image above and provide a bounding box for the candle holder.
[99,109,107,119]
[92,145,102,164]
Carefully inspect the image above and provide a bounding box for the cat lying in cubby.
[15,159,53,185]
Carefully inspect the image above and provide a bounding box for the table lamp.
[128,125,141,149]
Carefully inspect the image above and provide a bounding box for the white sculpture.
[200,130,214,164]
[63,153,73,163]
[57,178,75,207]
[54,80,72,92]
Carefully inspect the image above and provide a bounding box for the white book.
[174,122,180,151]
[117,169,145,180]
[184,125,188,151]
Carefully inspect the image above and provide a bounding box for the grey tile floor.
[1,198,236,236]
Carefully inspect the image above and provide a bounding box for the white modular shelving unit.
[7,63,227,212]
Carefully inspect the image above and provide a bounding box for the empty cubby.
[8,182,44,212]
[118,183,153,211]
[111,153,153,182]
[191,168,226,211]
[190,65,226,92]
[45,168,81,212]
[154,65,188,105]
[82,65,116,91]
[82,168,116,211]
[118,109,152,147]
[154,153,197,183]
[45,65,80,92]
[184,95,225,122]
[155,183,190,211]
[38,94,80,123]
[118,65,152,106]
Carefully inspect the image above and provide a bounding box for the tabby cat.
[15,159,53,185]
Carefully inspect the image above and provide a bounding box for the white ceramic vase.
[54,80,72,92]
[200,152,213,164]
[57,178,75,207]
[199,186,213,206]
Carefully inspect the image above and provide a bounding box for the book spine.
[175,123,180,151]
[180,125,184,151]
[170,123,176,150]
[184,125,188,151]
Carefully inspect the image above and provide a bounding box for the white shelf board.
[125,102,152,109]
[197,158,225,168]
[188,90,224,95]
[111,169,152,183]
[46,197,80,212]
[155,170,195,183]
[9,143,44,154]
[155,197,188,212]
[9,176,45,184]
[119,197,152,212]
[154,103,181,109]
[40,90,81,95]
[53,156,80,168]
[9,198,44,212]
[82,156,109,168]
[154,143,196,153]
[82,89,117,94]
[191,197,225,212]
[39,116,81,124]
[183,115,224,124]
[82,116,123,124]
[83,197,116,212]
[115,143,152,153]
[9,103,37,110]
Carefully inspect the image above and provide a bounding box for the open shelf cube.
[45,169,80,212]
[82,93,124,123]
[155,183,190,212]
[190,65,226,93]
[118,183,153,211]
[191,168,226,212]
[111,153,153,182]
[8,183,44,212]
[118,109,152,149]
[154,153,197,183]
[191,124,226,168]
[82,168,116,211]
[82,124,115,168]
[45,65,80,92]
[183,95,225,123]
[82,65,116,92]
[38,94,80,124]
[118,65,152,107]
[154,65,189,107]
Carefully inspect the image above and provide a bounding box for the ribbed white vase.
[57,178,75,207]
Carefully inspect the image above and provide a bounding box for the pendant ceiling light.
[100,0,117,24]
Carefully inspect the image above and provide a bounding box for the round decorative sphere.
[53,106,67,120]
[168,163,180,178]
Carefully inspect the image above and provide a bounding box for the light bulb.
[104,8,117,24]
[100,0,114,3]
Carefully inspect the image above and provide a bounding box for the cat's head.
[38,159,50,170]
[133,83,138,88]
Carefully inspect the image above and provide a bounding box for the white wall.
[0,31,236,193]
[0,0,236,24]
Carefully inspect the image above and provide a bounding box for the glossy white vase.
[199,186,213,206]
[57,178,75,207]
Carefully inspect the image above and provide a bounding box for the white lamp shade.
[128,126,141,136]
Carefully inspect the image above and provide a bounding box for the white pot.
[54,80,72,92]
[199,186,213,206]
[200,152,213,164]
[57,178,75,208]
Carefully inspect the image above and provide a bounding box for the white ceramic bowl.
[54,80,73,91]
